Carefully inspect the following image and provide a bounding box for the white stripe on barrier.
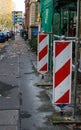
[54,43,72,72]
[54,75,71,103]
[38,37,48,52]
[37,54,48,71]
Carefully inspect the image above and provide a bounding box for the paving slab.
[0,110,19,130]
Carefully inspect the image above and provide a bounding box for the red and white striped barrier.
[37,33,49,74]
[53,41,72,104]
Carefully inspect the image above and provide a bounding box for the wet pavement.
[0,39,20,130]
[0,35,71,130]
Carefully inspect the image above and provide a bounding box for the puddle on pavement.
[37,90,54,112]
[37,102,54,112]
[20,111,31,119]
[36,90,50,101]
[0,81,18,96]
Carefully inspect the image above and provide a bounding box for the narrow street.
[0,34,71,130]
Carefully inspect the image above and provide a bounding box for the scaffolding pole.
[72,0,80,119]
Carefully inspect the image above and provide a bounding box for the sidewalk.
[31,52,73,112]
[0,36,81,129]
[30,39,81,129]
[0,38,20,130]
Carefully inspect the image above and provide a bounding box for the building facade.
[24,0,30,31]
[24,0,39,38]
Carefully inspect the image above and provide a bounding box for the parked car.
[3,31,9,41]
[0,32,6,43]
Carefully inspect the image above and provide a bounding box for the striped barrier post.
[37,33,49,74]
[53,41,72,104]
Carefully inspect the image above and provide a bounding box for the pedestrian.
[23,30,28,41]
[10,31,15,40]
